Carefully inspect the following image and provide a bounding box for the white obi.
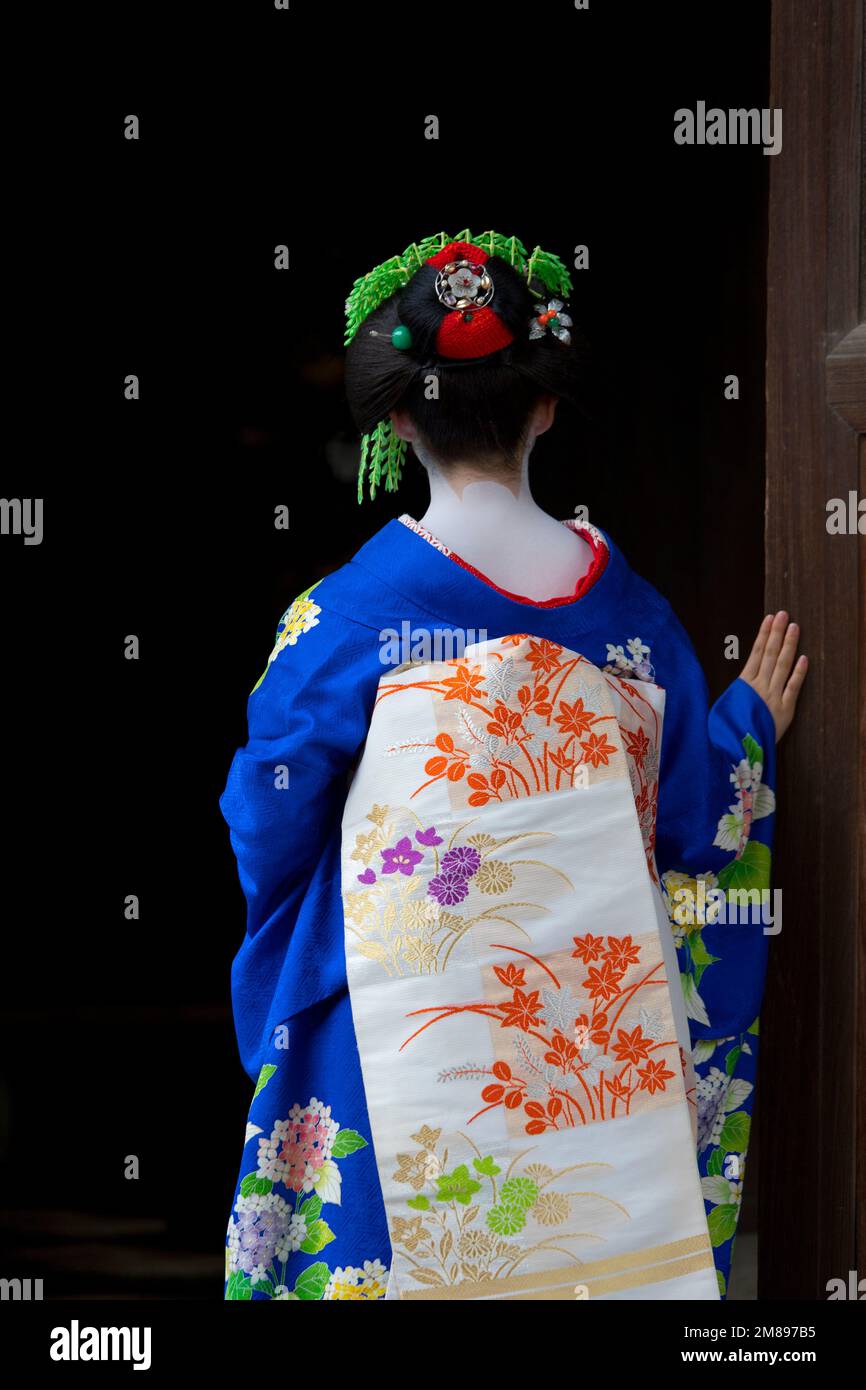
[341,634,717,1301]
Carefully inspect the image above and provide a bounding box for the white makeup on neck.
[414,434,594,603]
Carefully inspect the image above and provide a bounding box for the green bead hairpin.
[345,229,573,503]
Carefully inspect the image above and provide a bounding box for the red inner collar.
[401,516,609,609]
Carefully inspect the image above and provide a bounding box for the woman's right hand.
[739,611,808,743]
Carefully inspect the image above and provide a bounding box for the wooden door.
[761,0,865,1299]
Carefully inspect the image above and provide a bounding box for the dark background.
[1,3,770,1296]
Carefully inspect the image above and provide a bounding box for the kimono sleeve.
[653,612,778,1043]
[219,591,379,1080]
[651,604,778,1297]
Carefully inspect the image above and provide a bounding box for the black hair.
[344,254,590,469]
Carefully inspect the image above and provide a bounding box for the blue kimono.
[220,516,776,1301]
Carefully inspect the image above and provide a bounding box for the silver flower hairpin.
[529,298,573,344]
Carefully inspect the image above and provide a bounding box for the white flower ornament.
[529,298,573,344]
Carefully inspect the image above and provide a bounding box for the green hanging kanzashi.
[357,418,408,503]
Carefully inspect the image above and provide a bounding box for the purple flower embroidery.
[357,868,376,885]
[380,836,424,876]
[415,826,443,847]
[441,846,481,878]
[428,870,470,906]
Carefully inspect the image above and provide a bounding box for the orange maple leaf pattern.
[377,634,663,882]
[403,938,682,1133]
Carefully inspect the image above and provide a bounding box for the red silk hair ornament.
[436,305,515,359]
[426,240,488,269]
[427,241,514,359]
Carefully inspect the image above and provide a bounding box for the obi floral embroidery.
[616,686,662,882]
[390,1127,630,1293]
[344,803,572,976]
[373,637,663,889]
[225,1068,387,1301]
[251,582,323,693]
[377,636,633,805]
[339,629,720,1301]
[401,937,685,1134]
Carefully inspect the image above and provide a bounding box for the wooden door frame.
[762,0,865,1299]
